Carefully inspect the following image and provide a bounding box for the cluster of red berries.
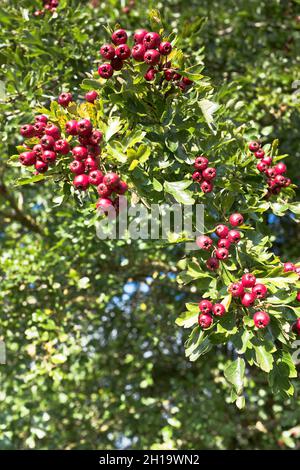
[18,93,127,214]
[198,299,226,329]
[229,273,268,308]
[192,156,217,194]
[283,262,300,314]
[34,0,59,16]
[196,213,244,271]
[248,141,292,196]
[98,28,193,91]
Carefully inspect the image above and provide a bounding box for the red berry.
[159,41,172,55]
[20,124,35,138]
[274,174,286,186]
[217,238,231,249]
[19,151,36,166]
[229,213,244,227]
[77,119,92,137]
[212,303,226,317]
[73,174,90,191]
[89,130,103,145]
[32,144,44,157]
[133,29,148,44]
[257,161,268,172]
[206,257,219,271]
[111,29,128,45]
[274,162,287,175]
[283,262,295,272]
[143,32,161,49]
[96,197,114,214]
[33,121,46,137]
[88,170,104,186]
[132,44,146,61]
[202,167,216,180]
[252,283,268,299]
[85,156,98,172]
[110,57,124,71]
[69,160,85,175]
[228,230,241,243]
[35,160,48,173]
[229,282,244,298]
[201,180,213,193]
[103,172,120,189]
[253,311,270,329]
[40,135,55,150]
[116,180,128,195]
[100,44,115,60]
[284,178,292,187]
[72,146,88,161]
[65,120,78,136]
[41,150,57,164]
[144,49,160,66]
[144,67,157,81]
[261,156,272,166]
[199,299,213,314]
[254,149,265,159]
[182,77,193,86]
[85,90,98,103]
[192,171,202,182]
[198,313,213,329]
[45,123,60,140]
[115,44,131,60]
[97,183,112,198]
[58,92,72,107]
[241,292,256,307]
[98,63,114,79]
[88,144,101,157]
[248,141,260,152]
[35,114,48,123]
[196,235,213,251]
[292,318,300,335]
[241,273,256,288]
[54,139,70,155]
[164,69,175,81]
[266,168,276,179]
[194,156,208,171]
[215,224,229,238]
[215,247,229,260]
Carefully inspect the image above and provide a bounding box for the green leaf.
[164,180,195,204]
[255,345,274,372]
[224,357,245,395]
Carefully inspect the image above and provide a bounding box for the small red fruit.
[33,121,46,137]
[241,273,256,288]
[196,235,213,251]
[89,130,103,145]
[229,282,244,298]
[212,303,226,317]
[274,162,287,175]
[58,92,72,107]
[201,180,213,193]
[77,119,93,137]
[54,139,70,155]
[100,44,115,60]
[110,57,124,71]
[88,170,104,186]
[65,120,78,136]
[283,262,295,272]
[292,318,300,335]
[274,174,286,186]
[20,124,35,138]
[85,156,98,172]
[45,123,61,140]
[132,44,146,61]
[229,213,244,227]
[206,257,219,271]
[228,230,241,243]
[218,238,231,249]
[266,167,276,179]
[192,171,202,182]
[69,160,85,175]
[32,144,44,157]
[143,32,161,49]
[194,156,208,171]
[144,49,160,66]
[98,63,114,79]
[159,41,172,55]
[116,180,128,195]
[103,172,120,189]
[215,247,229,260]
[111,29,128,45]
[73,174,90,191]
[198,313,213,329]
[261,156,272,166]
[241,292,256,307]
[97,183,112,198]
[41,150,57,164]
[115,44,131,60]
[215,224,229,238]
[85,90,98,103]
[248,141,260,152]
[257,161,268,172]
[202,167,216,180]
[35,160,48,173]
[35,114,48,124]
[253,311,270,329]
[96,197,114,214]
[40,135,55,150]
[133,29,148,44]
[19,151,36,166]
[254,149,265,159]
[72,146,88,161]
[144,67,157,81]
[252,283,268,299]
[199,299,213,314]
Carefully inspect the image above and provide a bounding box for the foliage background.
[0,0,300,450]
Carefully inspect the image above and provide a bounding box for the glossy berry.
[19,151,36,166]
[261,156,272,166]
[266,167,276,179]
[100,44,115,60]
[202,167,216,180]
[35,114,48,124]
[274,162,287,175]
[274,174,286,186]
[229,213,244,227]
[58,92,72,107]
[40,135,55,150]
[134,29,148,44]
[241,292,256,307]
[196,235,213,251]
[257,161,268,173]
[218,238,231,249]
[192,171,202,182]
[96,197,114,213]
[253,311,270,329]
[201,180,213,193]
[103,172,120,189]
[241,273,256,288]
[88,170,104,186]
[199,299,213,314]
[143,32,161,49]
[111,29,128,45]
[144,67,157,81]
[292,318,300,335]
[33,144,44,157]
[229,282,244,298]
[85,90,98,103]
[252,283,268,299]
[54,139,70,155]
[69,160,85,175]
[116,181,128,195]
[159,41,172,55]
[35,160,48,173]
[110,57,124,71]
[72,146,88,161]
[215,247,229,260]
[88,144,101,157]
[212,303,226,317]
[206,257,219,271]
[85,156,98,172]
[97,183,112,198]
[164,69,175,81]
[115,44,131,60]
[41,150,57,164]
[182,77,193,86]
[248,141,260,152]
[198,313,213,329]
[77,119,92,137]
[33,122,46,137]
[194,156,208,171]
[254,149,265,159]
[283,262,295,272]
[98,63,114,79]
[73,174,90,191]
[215,224,229,238]
[228,230,241,243]
[144,49,160,66]
[20,124,35,138]
[132,44,146,61]
[45,123,60,140]
[89,130,103,145]
[65,120,78,136]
